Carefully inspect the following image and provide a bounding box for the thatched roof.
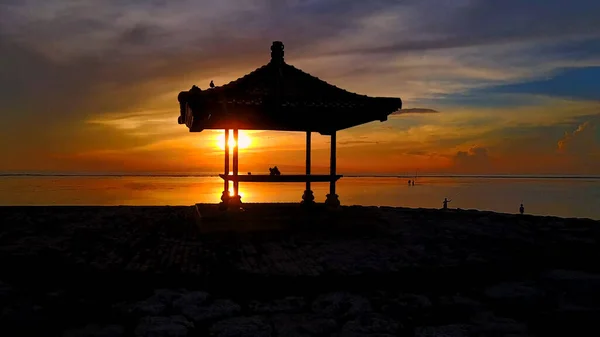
[177,41,402,135]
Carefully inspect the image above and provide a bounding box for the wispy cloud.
[391,108,439,115]
[2,0,600,173]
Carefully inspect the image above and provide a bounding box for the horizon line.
[1,172,600,180]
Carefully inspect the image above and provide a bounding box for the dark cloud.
[339,140,379,145]
[391,108,439,115]
[453,146,492,172]
[326,0,600,57]
[558,116,600,155]
[1,0,600,170]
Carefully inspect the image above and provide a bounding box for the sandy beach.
[1,204,599,336]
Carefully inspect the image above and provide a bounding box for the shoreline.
[1,204,599,336]
[2,204,597,221]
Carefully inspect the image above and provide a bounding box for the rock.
[542,270,600,306]
[178,299,241,324]
[151,289,186,306]
[1,299,46,326]
[63,324,125,337]
[0,281,13,303]
[415,324,472,337]
[543,270,600,287]
[434,295,482,323]
[209,316,272,337]
[172,291,210,311]
[312,292,371,319]
[272,313,337,337]
[114,289,189,319]
[484,282,543,302]
[380,293,432,319]
[470,312,528,335]
[130,300,167,317]
[340,313,401,336]
[134,316,193,337]
[249,296,307,314]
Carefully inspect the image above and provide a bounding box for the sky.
[1,0,599,175]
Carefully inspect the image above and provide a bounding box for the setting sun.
[216,131,252,150]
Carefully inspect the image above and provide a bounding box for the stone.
[249,296,307,314]
[542,270,600,305]
[484,282,543,302]
[340,313,401,336]
[434,295,482,324]
[134,316,193,337]
[130,300,167,317]
[151,289,186,306]
[414,324,471,337]
[63,324,125,337]
[209,316,272,337]
[178,299,241,324]
[312,292,371,318]
[172,291,210,312]
[272,313,337,337]
[381,293,432,318]
[0,281,13,306]
[470,312,528,335]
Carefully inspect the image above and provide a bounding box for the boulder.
[178,299,240,324]
[63,324,125,337]
[470,312,528,335]
[209,316,272,337]
[380,293,432,319]
[542,270,600,306]
[484,282,544,304]
[312,292,371,319]
[172,291,210,313]
[134,316,193,337]
[340,313,401,336]
[415,324,471,337]
[272,313,337,337]
[249,296,307,314]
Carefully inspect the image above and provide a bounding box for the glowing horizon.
[1,1,599,175]
[215,131,253,151]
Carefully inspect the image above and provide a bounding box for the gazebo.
[177,41,402,208]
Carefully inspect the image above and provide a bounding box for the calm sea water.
[0,175,599,219]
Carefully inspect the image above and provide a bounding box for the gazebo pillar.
[220,129,230,208]
[325,131,340,207]
[230,128,242,206]
[302,131,315,204]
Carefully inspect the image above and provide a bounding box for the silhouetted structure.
[178,41,402,208]
[520,203,525,215]
[269,166,281,176]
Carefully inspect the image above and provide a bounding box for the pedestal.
[325,193,340,207]
[301,189,315,205]
[228,194,243,211]
[219,191,230,210]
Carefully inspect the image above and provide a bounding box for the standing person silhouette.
[519,203,524,215]
[443,198,451,210]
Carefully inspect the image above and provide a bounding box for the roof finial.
[271,41,284,63]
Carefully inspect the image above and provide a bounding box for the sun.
[216,131,252,150]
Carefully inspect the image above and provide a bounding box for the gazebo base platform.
[219,174,342,183]
[194,203,368,233]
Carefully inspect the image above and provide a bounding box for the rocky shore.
[1,204,599,336]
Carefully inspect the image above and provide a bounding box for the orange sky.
[1,1,599,175]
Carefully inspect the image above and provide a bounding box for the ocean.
[0,175,599,220]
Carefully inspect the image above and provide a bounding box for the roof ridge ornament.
[270,41,284,63]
